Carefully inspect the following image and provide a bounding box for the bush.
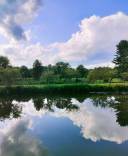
[0,68,21,87]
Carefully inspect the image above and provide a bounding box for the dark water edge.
[0,84,128,96]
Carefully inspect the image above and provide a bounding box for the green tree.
[64,68,78,79]
[87,67,114,83]
[120,72,128,81]
[0,68,20,87]
[54,62,70,78]
[20,66,30,78]
[42,71,60,83]
[113,40,128,75]
[76,65,88,78]
[0,56,10,68]
[32,60,42,80]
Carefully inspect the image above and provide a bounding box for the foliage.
[42,71,60,83]
[76,65,88,78]
[32,59,42,80]
[2,40,128,87]
[0,56,10,68]
[113,40,128,74]
[64,68,78,79]
[20,66,31,78]
[1,83,128,96]
[87,67,114,83]
[0,68,21,87]
[54,62,70,78]
[120,72,128,81]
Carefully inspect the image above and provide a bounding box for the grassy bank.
[0,83,128,96]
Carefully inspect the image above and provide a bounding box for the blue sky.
[31,0,128,44]
[0,0,128,67]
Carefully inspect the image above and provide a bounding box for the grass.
[0,83,128,95]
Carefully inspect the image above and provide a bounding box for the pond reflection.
[0,97,21,120]
[0,94,128,156]
[1,119,48,156]
[33,97,79,112]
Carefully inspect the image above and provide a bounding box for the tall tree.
[76,65,88,78]
[54,62,70,78]
[87,67,114,83]
[20,66,30,78]
[0,56,10,68]
[113,40,128,74]
[32,59,42,80]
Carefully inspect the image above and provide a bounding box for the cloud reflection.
[0,119,48,156]
[18,97,128,144]
[0,95,128,155]
[51,98,128,144]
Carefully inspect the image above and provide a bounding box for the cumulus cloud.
[0,99,49,156]
[1,12,128,67]
[0,96,128,152]
[15,98,128,144]
[0,0,43,41]
[53,12,128,64]
[19,97,128,144]
[52,98,128,144]
[0,119,48,156]
[0,42,57,66]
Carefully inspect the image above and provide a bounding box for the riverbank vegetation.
[0,40,128,90]
[1,83,128,96]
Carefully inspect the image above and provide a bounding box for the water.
[0,94,128,156]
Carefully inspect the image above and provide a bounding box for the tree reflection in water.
[0,94,128,127]
[90,95,128,127]
[0,96,79,121]
[0,97,22,120]
[33,97,79,112]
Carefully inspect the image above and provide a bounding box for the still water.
[0,94,128,156]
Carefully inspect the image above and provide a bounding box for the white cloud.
[0,119,48,156]
[0,97,128,147]
[20,98,128,144]
[85,62,115,69]
[51,98,128,144]
[53,12,128,64]
[1,12,128,67]
[0,42,56,66]
[0,0,43,41]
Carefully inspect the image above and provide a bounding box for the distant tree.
[120,72,128,81]
[32,60,42,80]
[0,56,10,68]
[113,40,128,75]
[54,62,70,78]
[42,71,59,83]
[0,68,20,87]
[87,67,114,83]
[64,68,78,79]
[47,64,52,71]
[20,66,30,78]
[76,65,88,78]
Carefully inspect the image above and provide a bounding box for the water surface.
[0,94,128,156]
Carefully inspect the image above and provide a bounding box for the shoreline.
[0,84,128,96]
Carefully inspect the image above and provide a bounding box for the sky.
[0,0,128,68]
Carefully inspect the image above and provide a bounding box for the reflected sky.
[0,95,128,156]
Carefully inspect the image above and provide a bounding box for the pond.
[0,94,128,156]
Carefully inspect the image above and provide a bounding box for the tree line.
[0,40,128,86]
